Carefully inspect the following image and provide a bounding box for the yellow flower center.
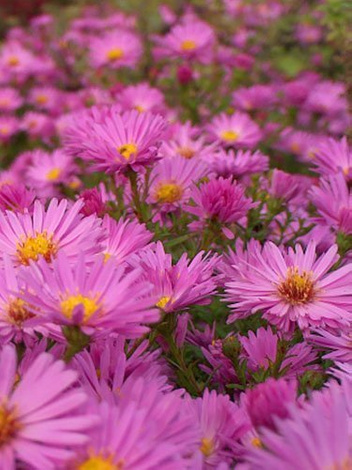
[36,95,48,105]
[16,232,57,265]
[221,130,239,142]
[0,404,20,447]
[78,455,123,470]
[251,437,263,448]
[6,298,34,326]
[60,294,99,322]
[46,167,61,181]
[118,143,138,160]
[155,183,183,204]
[178,147,195,159]
[200,437,215,457]
[0,99,10,107]
[134,105,145,112]
[7,56,19,67]
[156,296,170,309]
[0,126,9,136]
[290,142,300,153]
[106,48,124,61]
[277,267,315,305]
[181,40,197,51]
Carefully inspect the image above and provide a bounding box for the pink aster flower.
[0,198,103,266]
[244,378,297,431]
[225,241,352,333]
[0,184,35,213]
[21,111,54,141]
[309,173,352,235]
[161,121,217,160]
[89,30,142,69]
[28,86,60,113]
[153,18,215,63]
[21,251,159,338]
[118,82,166,114]
[25,149,77,197]
[209,149,269,179]
[232,85,277,111]
[129,241,218,313]
[0,344,96,469]
[186,177,255,239]
[148,155,208,210]
[208,112,262,149]
[186,389,249,466]
[71,381,198,469]
[312,136,352,180]
[238,327,319,377]
[304,80,347,116]
[309,329,352,363]
[0,116,19,143]
[0,87,23,111]
[74,109,166,173]
[246,383,351,470]
[100,215,153,264]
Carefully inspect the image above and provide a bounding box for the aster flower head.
[246,383,352,470]
[118,82,166,114]
[149,155,208,209]
[28,86,60,112]
[89,30,142,69]
[0,116,19,143]
[0,87,23,112]
[312,136,352,180]
[21,111,54,141]
[209,149,269,179]
[161,121,217,160]
[309,172,352,235]
[0,344,96,469]
[101,215,153,265]
[130,241,218,313]
[225,241,352,333]
[21,251,159,338]
[25,149,77,197]
[154,18,215,63]
[244,378,298,432]
[208,112,262,149]
[0,184,35,214]
[0,198,103,267]
[186,177,255,238]
[186,389,249,466]
[73,109,166,173]
[232,84,277,111]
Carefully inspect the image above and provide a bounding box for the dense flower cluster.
[0,0,351,468]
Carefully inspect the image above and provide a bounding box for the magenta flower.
[246,383,351,470]
[118,82,166,114]
[225,241,352,332]
[208,112,263,149]
[73,109,166,173]
[186,177,255,238]
[130,241,218,313]
[0,87,23,112]
[20,252,159,338]
[312,136,352,180]
[89,30,142,69]
[153,18,215,63]
[101,215,153,264]
[0,344,96,469]
[209,149,269,179]
[244,378,298,431]
[0,198,103,266]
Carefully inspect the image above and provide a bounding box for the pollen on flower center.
[7,56,19,66]
[107,48,124,61]
[46,167,61,181]
[200,437,215,457]
[221,130,239,142]
[78,455,124,470]
[155,183,183,203]
[156,296,171,309]
[16,232,57,265]
[134,104,145,112]
[178,146,195,159]
[36,95,48,105]
[118,143,138,160]
[7,298,35,326]
[0,404,20,447]
[60,294,99,322]
[181,39,197,51]
[277,267,315,305]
